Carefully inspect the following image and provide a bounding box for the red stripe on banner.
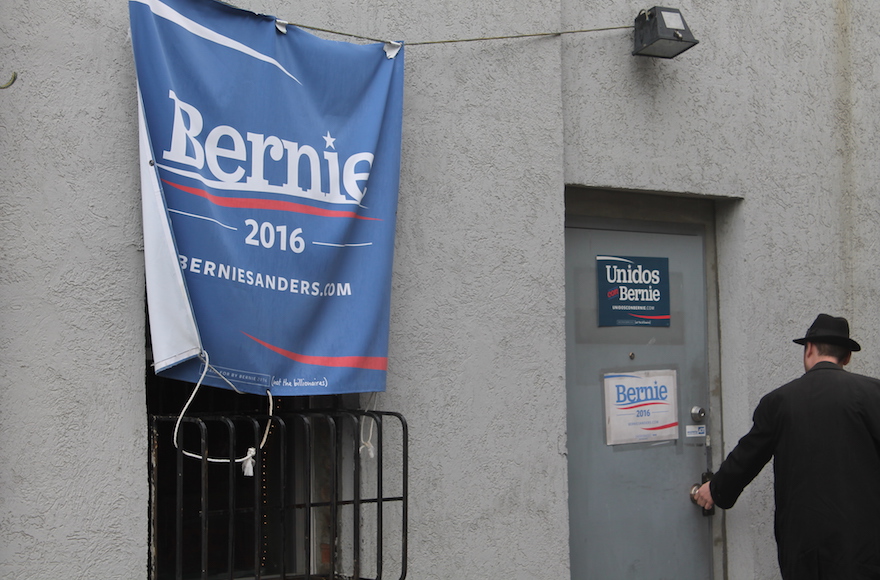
[642,422,679,431]
[242,332,388,371]
[162,179,381,221]
[618,402,669,410]
[628,314,671,320]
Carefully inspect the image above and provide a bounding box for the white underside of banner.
[138,87,203,371]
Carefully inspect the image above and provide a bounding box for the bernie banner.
[130,0,404,396]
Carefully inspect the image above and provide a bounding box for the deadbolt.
[690,406,706,422]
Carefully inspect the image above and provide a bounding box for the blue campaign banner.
[596,256,670,327]
[130,0,404,395]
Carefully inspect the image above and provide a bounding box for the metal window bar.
[149,409,408,580]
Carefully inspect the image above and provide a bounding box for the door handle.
[689,471,715,516]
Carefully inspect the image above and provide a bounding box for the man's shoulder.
[771,364,880,396]
[844,370,880,389]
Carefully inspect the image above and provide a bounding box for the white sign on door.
[604,369,678,445]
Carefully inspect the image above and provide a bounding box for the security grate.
[149,409,408,580]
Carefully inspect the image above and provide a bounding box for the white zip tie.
[171,350,274,476]
[359,392,377,459]
[241,447,256,476]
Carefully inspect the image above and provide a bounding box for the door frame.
[565,186,725,579]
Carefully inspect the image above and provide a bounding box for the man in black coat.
[693,314,880,579]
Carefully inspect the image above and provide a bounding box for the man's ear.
[804,341,817,360]
[840,351,852,366]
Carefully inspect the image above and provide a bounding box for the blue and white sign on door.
[604,369,679,445]
[596,255,670,327]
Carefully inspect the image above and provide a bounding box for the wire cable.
[287,22,633,46]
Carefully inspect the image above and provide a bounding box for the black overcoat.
[710,362,880,579]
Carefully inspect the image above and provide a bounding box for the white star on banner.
[323,131,336,149]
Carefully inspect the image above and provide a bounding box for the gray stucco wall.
[390,37,569,580]
[0,1,147,577]
[2,0,879,577]
[848,0,880,372]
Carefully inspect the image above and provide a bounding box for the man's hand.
[694,481,715,510]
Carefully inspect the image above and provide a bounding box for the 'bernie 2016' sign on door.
[130,0,404,395]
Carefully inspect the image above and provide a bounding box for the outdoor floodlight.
[632,7,699,59]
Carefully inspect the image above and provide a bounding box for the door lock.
[689,471,715,516]
[690,406,706,422]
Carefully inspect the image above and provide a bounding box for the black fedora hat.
[793,314,861,352]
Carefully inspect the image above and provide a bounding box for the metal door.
[566,219,714,580]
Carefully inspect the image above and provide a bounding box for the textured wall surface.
[2,0,879,577]
[390,38,569,579]
[0,0,147,577]
[848,0,880,374]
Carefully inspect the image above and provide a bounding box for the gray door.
[566,219,714,579]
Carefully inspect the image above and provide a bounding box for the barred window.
[147,373,408,580]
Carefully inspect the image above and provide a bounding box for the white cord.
[359,392,377,459]
[204,358,244,394]
[171,351,274,475]
[259,390,274,449]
